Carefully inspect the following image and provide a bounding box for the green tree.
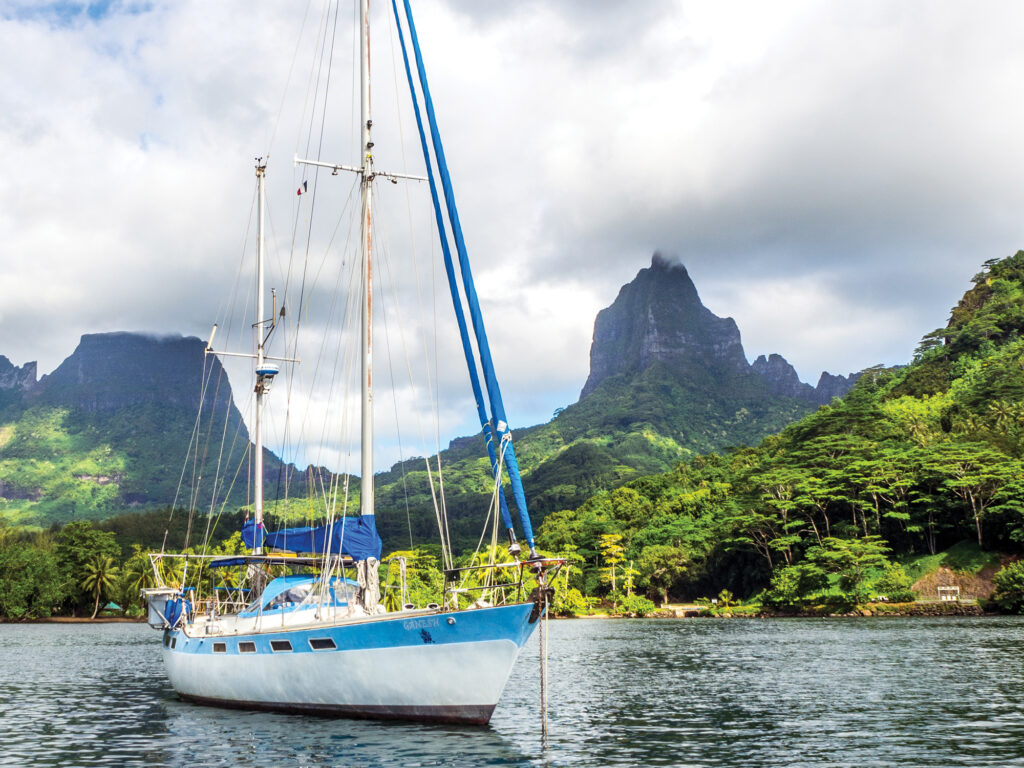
[81,554,119,619]
[925,442,1018,547]
[992,561,1024,613]
[637,544,690,605]
[872,561,916,602]
[0,544,67,620]
[552,586,592,616]
[622,560,638,596]
[598,533,625,594]
[762,561,829,609]
[618,592,656,617]
[806,536,891,604]
[116,545,156,614]
[727,506,790,571]
[55,521,120,615]
[754,465,805,564]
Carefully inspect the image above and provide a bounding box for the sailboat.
[142,0,562,724]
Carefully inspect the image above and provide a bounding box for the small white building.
[938,585,960,602]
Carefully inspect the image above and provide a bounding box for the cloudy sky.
[3,0,1024,470]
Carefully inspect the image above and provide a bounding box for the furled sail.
[393,0,537,555]
[242,518,382,561]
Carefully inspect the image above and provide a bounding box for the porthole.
[270,640,293,652]
[213,642,226,653]
[239,641,256,653]
[309,638,336,651]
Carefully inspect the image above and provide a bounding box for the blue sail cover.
[241,519,265,549]
[241,518,382,561]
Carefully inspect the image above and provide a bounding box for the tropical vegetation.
[534,252,1024,611]
[4,251,1024,619]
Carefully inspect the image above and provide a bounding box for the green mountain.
[372,254,855,549]
[0,333,262,526]
[0,256,855,548]
[536,251,1024,604]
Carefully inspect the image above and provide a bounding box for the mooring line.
[540,586,550,749]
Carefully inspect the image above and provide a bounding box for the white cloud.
[4,1,1024,469]
[701,271,915,384]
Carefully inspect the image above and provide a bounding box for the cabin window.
[170,637,177,649]
[270,640,293,652]
[309,638,336,651]
[265,585,312,611]
[239,642,256,653]
[163,634,170,647]
[213,642,226,654]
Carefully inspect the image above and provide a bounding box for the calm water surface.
[2,617,1024,767]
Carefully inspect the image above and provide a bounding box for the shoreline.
[1,616,146,624]
[559,600,989,619]
[2,601,992,624]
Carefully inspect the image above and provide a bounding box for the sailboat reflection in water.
[142,0,562,725]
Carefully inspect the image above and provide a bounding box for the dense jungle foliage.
[534,252,1024,610]
[4,252,1024,619]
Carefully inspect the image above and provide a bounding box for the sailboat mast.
[254,160,267,554]
[359,0,374,519]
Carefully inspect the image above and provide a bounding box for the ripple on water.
[3,617,1024,767]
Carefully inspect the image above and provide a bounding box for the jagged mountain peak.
[580,252,860,406]
[0,331,258,523]
[751,353,814,400]
[814,370,861,403]
[0,356,36,392]
[580,254,747,398]
[750,353,859,405]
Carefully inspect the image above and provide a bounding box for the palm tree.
[81,555,119,620]
[118,549,156,614]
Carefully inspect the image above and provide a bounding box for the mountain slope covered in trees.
[373,254,854,549]
[0,333,287,526]
[537,252,1024,607]
[0,257,849,546]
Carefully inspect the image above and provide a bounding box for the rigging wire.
[265,0,358,537]
[263,0,315,159]
[455,433,513,599]
[385,7,445,553]
[374,223,415,550]
[170,176,257,554]
[278,0,342,515]
[372,183,451,561]
[279,176,359,515]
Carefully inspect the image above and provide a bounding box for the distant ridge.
[0,259,862,538]
[582,252,857,404]
[0,332,254,521]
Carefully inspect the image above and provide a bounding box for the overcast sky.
[3,1,1024,470]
